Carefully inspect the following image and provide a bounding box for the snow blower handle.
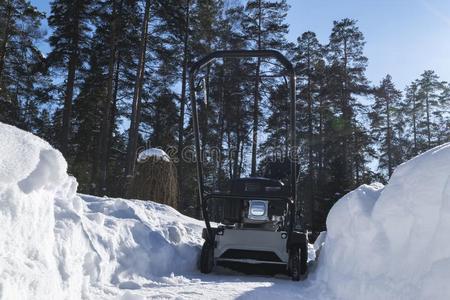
[189,50,297,243]
[190,50,295,75]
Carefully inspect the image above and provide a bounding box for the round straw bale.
[130,148,178,209]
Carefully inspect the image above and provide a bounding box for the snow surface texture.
[0,123,88,299]
[137,148,170,163]
[0,123,204,299]
[317,143,450,300]
[2,121,450,299]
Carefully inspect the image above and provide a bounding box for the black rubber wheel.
[289,244,308,281]
[199,241,214,274]
[289,248,301,281]
[300,242,308,276]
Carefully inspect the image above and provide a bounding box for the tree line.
[1,0,448,231]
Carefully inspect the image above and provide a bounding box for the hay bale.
[130,148,178,209]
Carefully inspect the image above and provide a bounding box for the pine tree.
[66,0,142,195]
[48,0,93,156]
[34,108,55,142]
[241,0,290,175]
[370,75,403,178]
[0,0,47,128]
[177,0,191,205]
[96,0,124,193]
[71,48,105,193]
[326,18,369,191]
[292,31,324,228]
[404,81,421,156]
[141,88,178,148]
[437,82,450,144]
[311,59,335,231]
[125,0,151,185]
[416,70,442,148]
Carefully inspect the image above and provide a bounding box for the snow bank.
[318,143,450,300]
[0,123,88,299]
[80,194,204,291]
[0,123,204,299]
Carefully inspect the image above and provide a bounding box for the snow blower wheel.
[300,243,308,277]
[199,242,214,274]
[289,248,301,281]
[191,50,308,282]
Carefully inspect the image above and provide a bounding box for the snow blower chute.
[190,50,308,281]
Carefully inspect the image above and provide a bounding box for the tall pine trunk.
[318,94,324,175]
[177,0,190,208]
[98,0,121,193]
[61,53,77,155]
[227,130,233,178]
[233,127,242,178]
[125,0,151,187]
[60,1,82,156]
[386,94,393,177]
[251,59,260,176]
[239,141,244,177]
[251,0,262,176]
[0,0,13,84]
[217,67,225,188]
[354,132,360,184]
[306,54,314,229]
[341,38,353,189]
[412,93,417,154]
[108,54,121,173]
[425,92,431,147]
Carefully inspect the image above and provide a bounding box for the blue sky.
[32,0,450,90]
[286,0,450,89]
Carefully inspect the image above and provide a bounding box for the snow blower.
[190,50,308,281]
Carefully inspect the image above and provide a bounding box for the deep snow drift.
[317,143,450,300]
[0,123,86,299]
[1,121,450,299]
[0,123,204,299]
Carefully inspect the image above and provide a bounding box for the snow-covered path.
[119,275,315,300]
[90,271,325,300]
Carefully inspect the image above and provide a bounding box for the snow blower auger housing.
[190,50,308,281]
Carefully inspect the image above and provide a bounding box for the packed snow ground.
[1,122,450,299]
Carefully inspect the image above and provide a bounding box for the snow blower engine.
[190,50,308,281]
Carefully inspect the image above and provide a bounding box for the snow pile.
[137,148,171,162]
[80,194,204,293]
[318,143,450,300]
[0,123,204,299]
[0,123,89,299]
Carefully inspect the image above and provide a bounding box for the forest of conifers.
[1,0,449,231]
